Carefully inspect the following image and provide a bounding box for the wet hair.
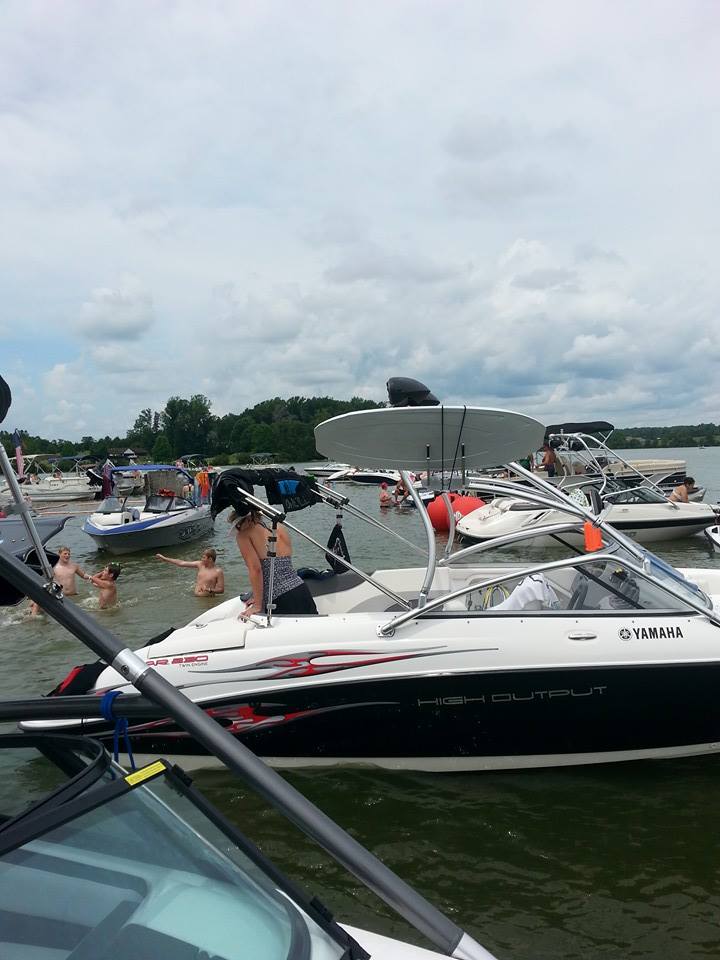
[58,545,70,554]
[106,563,121,581]
[203,548,217,561]
[380,482,388,489]
[685,477,695,486]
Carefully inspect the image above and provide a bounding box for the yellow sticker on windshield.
[125,760,166,786]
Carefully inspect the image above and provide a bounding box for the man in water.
[155,548,225,597]
[30,546,92,615]
[90,563,121,609]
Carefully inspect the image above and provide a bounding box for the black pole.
[0,547,493,960]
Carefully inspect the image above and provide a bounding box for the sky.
[2,0,719,439]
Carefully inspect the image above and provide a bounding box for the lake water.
[1,449,720,958]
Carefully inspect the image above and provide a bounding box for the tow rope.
[100,690,136,770]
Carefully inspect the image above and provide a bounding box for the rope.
[448,405,467,488]
[100,690,136,770]
[441,405,445,490]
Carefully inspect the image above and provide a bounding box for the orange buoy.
[583,521,603,552]
[426,492,485,533]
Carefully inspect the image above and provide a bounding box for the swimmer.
[379,482,392,507]
[155,548,225,597]
[30,545,92,615]
[90,563,121,609]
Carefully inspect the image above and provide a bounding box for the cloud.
[575,243,626,266]
[76,277,154,341]
[0,2,719,436]
[89,344,156,373]
[512,268,577,290]
[325,244,460,285]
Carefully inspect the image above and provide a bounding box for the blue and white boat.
[82,465,213,555]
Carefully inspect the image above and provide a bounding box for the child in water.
[155,549,225,597]
[90,563,121,609]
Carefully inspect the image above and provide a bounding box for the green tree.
[128,408,159,451]
[152,434,173,462]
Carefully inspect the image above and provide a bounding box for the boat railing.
[440,520,586,565]
[550,432,679,507]
[378,549,619,636]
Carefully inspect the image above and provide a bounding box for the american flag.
[12,429,24,478]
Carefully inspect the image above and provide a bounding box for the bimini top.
[545,421,614,438]
[315,406,545,471]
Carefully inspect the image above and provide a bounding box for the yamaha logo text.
[618,626,684,641]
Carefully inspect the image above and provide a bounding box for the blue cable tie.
[99,690,136,771]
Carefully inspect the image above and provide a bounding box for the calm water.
[2,449,720,958]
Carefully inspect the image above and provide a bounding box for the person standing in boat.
[541,443,558,478]
[196,465,211,505]
[230,505,318,616]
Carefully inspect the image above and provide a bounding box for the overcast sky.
[2,0,719,439]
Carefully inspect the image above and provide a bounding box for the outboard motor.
[386,377,440,407]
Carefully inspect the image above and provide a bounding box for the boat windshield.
[0,760,346,960]
[96,497,124,514]
[602,485,667,505]
[635,547,712,610]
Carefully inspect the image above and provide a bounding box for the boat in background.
[327,465,401,484]
[82,465,213,554]
[0,454,96,502]
[304,460,351,478]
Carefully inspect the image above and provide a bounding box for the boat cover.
[545,421,614,438]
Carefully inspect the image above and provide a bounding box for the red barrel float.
[426,492,484,533]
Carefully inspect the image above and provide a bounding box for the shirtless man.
[541,443,558,478]
[90,563,121,609]
[155,548,225,597]
[668,477,696,503]
[30,546,92,615]
[52,546,92,594]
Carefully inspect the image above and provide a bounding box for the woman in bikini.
[231,505,318,617]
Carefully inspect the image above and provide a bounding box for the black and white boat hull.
[32,596,720,772]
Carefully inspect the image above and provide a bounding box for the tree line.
[3,396,719,466]
[612,423,720,448]
[1,394,381,465]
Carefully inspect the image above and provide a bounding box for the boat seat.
[301,569,366,596]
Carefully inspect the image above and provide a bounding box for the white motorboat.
[83,465,213,554]
[0,372,496,960]
[304,460,351,478]
[327,465,401,484]
[36,402,720,774]
[0,454,97,502]
[456,483,716,545]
